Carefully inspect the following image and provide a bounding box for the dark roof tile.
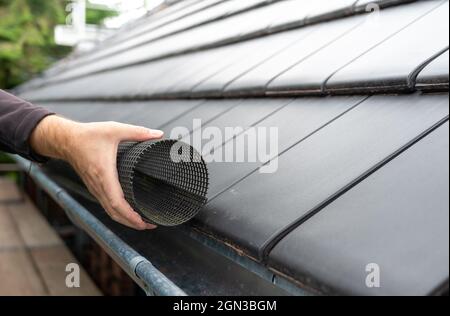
[268,0,441,94]
[416,49,449,91]
[326,0,449,93]
[268,121,449,295]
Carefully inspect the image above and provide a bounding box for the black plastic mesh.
[117,140,209,226]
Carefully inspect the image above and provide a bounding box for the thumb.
[115,124,164,142]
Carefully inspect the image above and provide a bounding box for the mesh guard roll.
[118,140,209,226]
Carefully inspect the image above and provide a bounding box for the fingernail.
[147,224,157,230]
[149,129,164,137]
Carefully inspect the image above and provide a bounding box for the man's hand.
[30,115,163,230]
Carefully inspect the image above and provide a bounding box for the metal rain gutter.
[12,155,187,297]
[181,226,313,296]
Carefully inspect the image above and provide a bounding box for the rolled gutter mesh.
[118,140,209,226]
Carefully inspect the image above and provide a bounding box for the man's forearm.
[2,90,162,230]
[29,115,78,161]
[29,115,163,230]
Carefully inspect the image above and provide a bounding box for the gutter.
[181,226,314,296]
[12,155,187,297]
[11,155,313,296]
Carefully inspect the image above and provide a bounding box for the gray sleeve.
[0,90,54,162]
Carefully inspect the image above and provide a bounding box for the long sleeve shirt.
[0,90,53,162]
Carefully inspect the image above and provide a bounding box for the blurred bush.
[0,152,12,163]
[86,6,117,25]
[0,0,117,89]
[0,0,71,89]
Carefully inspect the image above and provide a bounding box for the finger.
[145,223,157,230]
[108,198,154,230]
[99,192,150,230]
[105,207,144,230]
[100,161,155,230]
[80,160,147,230]
[113,123,164,142]
[85,179,145,229]
[78,170,104,203]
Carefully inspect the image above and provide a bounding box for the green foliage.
[0,1,119,89]
[86,6,118,25]
[0,151,13,163]
[0,0,71,89]
[0,151,17,181]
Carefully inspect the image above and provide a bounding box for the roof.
[17,0,449,295]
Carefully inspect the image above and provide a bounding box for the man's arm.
[1,90,162,230]
[0,89,54,162]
